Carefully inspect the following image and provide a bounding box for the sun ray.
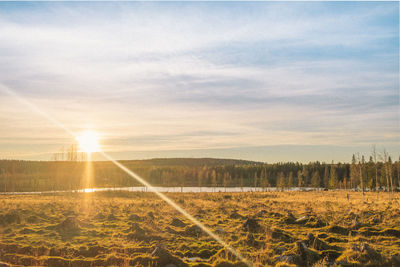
[100,151,250,265]
[0,83,252,266]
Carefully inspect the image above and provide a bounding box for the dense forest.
[0,152,399,192]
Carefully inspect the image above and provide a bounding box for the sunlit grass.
[0,191,399,266]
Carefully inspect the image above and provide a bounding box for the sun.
[76,130,100,153]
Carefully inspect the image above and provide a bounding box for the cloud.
[0,1,398,161]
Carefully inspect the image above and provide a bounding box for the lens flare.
[100,151,250,265]
[0,84,252,266]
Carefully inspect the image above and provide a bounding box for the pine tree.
[211,170,217,190]
[287,171,293,188]
[260,167,269,190]
[302,166,310,186]
[197,168,204,188]
[329,162,337,189]
[254,172,258,189]
[323,165,329,189]
[311,171,320,189]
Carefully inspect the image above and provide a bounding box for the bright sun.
[76,130,100,153]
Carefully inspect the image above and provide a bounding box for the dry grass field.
[0,191,399,266]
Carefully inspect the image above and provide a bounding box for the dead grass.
[0,191,399,266]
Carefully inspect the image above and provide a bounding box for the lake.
[0,186,319,195]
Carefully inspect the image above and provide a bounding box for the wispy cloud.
[0,2,398,162]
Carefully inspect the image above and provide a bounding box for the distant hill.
[0,157,262,166]
[118,158,263,167]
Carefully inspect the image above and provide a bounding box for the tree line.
[0,149,398,193]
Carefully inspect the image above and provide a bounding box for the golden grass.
[0,191,399,266]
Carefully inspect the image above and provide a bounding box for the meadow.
[0,191,399,267]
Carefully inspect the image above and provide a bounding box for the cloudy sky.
[0,1,398,162]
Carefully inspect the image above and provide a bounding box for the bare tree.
[253,172,258,191]
[277,172,285,191]
[381,149,391,202]
[223,172,231,192]
[350,154,357,189]
[371,145,379,191]
[297,170,303,189]
[388,156,393,195]
[397,156,400,191]
[356,153,365,202]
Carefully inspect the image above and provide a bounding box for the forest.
[0,152,399,192]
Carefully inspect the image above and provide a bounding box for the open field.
[0,191,399,266]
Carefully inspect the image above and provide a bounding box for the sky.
[0,1,398,163]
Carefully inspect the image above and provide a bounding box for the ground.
[0,191,399,266]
